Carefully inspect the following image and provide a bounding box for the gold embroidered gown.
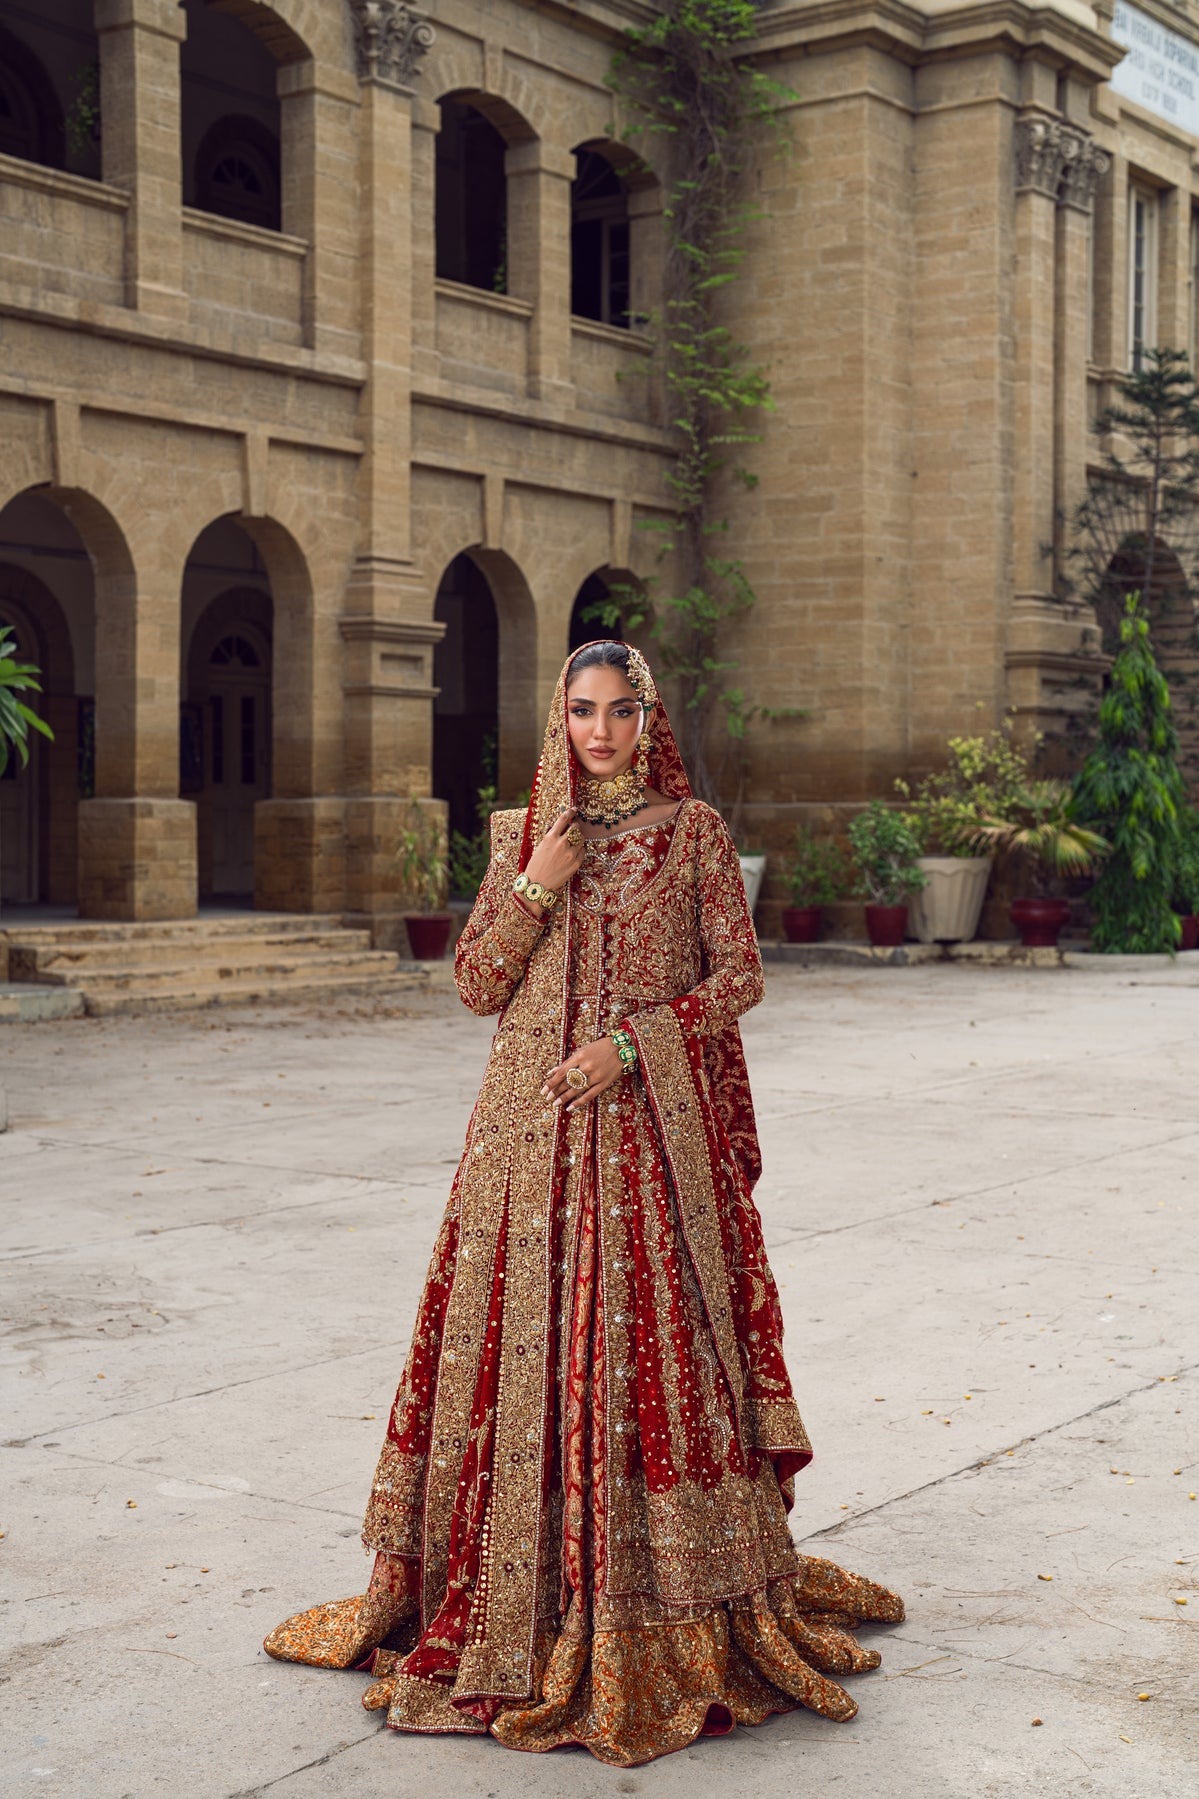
[264,648,903,1767]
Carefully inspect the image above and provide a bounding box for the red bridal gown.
[264,798,903,1766]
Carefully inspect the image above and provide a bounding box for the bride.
[264,639,902,1767]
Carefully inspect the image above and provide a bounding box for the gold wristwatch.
[513,872,559,911]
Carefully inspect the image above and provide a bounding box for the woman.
[264,640,902,1767]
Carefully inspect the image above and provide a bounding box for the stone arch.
[432,546,538,817]
[206,0,313,65]
[0,23,66,173]
[25,487,139,803]
[0,560,79,905]
[239,512,318,801]
[434,87,539,297]
[181,0,298,231]
[570,139,659,328]
[179,509,316,898]
[568,565,648,654]
[426,34,551,144]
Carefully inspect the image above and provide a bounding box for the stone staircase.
[0,913,429,1017]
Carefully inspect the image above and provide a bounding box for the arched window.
[211,633,262,669]
[194,116,281,231]
[435,98,509,294]
[571,149,631,327]
[0,28,66,172]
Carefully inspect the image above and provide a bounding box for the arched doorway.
[433,553,499,842]
[568,567,645,653]
[183,522,274,901]
[0,492,95,908]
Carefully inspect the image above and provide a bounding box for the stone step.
[0,912,349,948]
[81,967,428,1018]
[8,927,375,979]
[55,948,402,999]
[0,982,86,1022]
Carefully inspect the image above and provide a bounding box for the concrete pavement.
[1,962,1196,1798]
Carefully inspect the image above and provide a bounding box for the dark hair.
[566,640,631,686]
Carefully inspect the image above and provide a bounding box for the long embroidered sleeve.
[626,802,764,1048]
[453,810,546,1017]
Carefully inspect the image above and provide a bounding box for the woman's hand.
[523,807,587,900]
[543,1037,625,1112]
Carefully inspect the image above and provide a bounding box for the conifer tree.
[1073,594,1185,952]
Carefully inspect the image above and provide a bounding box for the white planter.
[908,856,993,943]
[739,853,766,915]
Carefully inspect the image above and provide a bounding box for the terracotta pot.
[782,905,822,943]
[403,911,454,960]
[1179,913,1199,951]
[864,903,908,948]
[1010,897,1071,949]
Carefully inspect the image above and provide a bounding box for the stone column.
[1056,137,1110,560]
[78,540,196,922]
[506,141,575,402]
[410,95,440,384]
[278,58,360,357]
[96,0,186,319]
[1012,113,1063,609]
[1006,114,1108,744]
[342,1,445,944]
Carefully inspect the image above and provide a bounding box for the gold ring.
[565,1067,589,1092]
[566,824,583,849]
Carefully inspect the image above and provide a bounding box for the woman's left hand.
[543,1037,626,1112]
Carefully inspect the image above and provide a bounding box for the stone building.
[0,0,1196,940]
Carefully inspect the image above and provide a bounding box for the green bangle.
[611,1028,638,1074]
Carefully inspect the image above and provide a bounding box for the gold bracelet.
[513,872,559,911]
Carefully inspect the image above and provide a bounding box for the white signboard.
[1110,1,1199,138]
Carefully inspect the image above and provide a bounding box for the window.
[435,99,508,294]
[1127,184,1158,372]
[194,117,281,232]
[571,150,631,327]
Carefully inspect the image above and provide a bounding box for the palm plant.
[0,625,54,774]
[965,780,1108,895]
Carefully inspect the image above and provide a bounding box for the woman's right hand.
[522,807,587,898]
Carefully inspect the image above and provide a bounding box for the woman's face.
[566,663,644,780]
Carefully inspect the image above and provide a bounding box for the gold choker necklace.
[576,767,649,830]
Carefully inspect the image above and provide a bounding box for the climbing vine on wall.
[599,0,794,809]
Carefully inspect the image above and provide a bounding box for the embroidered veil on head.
[518,640,690,869]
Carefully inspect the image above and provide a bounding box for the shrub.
[781,827,849,907]
[848,802,927,906]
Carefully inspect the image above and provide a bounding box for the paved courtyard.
[1,961,1196,1799]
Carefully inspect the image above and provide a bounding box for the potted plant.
[896,730,1028,944]
[737,847,767,915]
[780,826,849,942]
[396,809,452,961]
[965,781,1108,948]
[1172,811,1199,951]
[848,801,927,947]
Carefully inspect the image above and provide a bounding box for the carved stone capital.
[349,0,434,92]
[1014,116,1110,213]
[1059,137,1111,214]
